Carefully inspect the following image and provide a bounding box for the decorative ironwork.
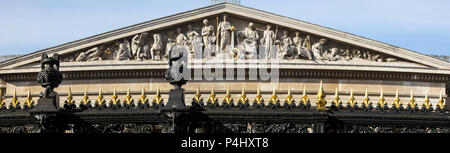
[391,89,403,112]
[284,87,295,108]
[207,86,219,108]
[268,88,280,108]
[376,88,388,111]
[79,88,92,109]
[346,89,358,110]
[9,89,20,110]
[23,89,35,110]
[407,90,419,112]
[152,87,164,108]
[316,81,327,111]
[109,88,121,109]
[253,87,264,108]
[299,85,311,110]
[95,88,106,109]
[361,89,373,111]
[421,92,433,112]
[137,88,150,108]
[64,87,76,110]
[237,86,249,108]
[222,87,234,108]
[123,87,135,108]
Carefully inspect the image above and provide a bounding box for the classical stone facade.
[0,3,448,133]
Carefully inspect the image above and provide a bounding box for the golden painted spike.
[408,90,417,107]
[284,87,295,105]
[253,87,263,104]
[238,86,248,104]
[123,87,134,105]
[138,88,149,104]
[208,86,218,104]
[269,88,279,104]
[96,88,105,105]
[332,88,341,105]
[437,91,446,110]
[0,89,5,108]
[378,88,387,107]
[24,89,35,107]
[153,87,163,104]
[65,87,75,105]
[193,88,203,104]
[422,92,432,110]
[80,88,91,106]
[346,89,357,107]
[300,85,310,105]
[223,87,233,104]
[110,88,120,105]
[392,89,402,109]
[316,81,327,111]
[362,88,371,107]
[10,89,19,108]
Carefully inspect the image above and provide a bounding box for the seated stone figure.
[311,38,327,60]
[114,39,132,61]
[237,22,259,59]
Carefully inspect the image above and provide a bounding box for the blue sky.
[0,0,449,56]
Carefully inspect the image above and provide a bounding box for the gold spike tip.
[302,86,307,97]
[284,87,295,105]
[317,81,326,99]
[437,91,446,109]
[315,81,327,111]
[422,92,432,109]
[408,90,417,107]
[193,88,203,104]
[347,89,357,107]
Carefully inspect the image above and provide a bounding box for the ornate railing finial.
[437,91,446,110]
[253,87,264,106]
[23,89,35,109]
[9,89,20,109]
[238,86,248,105]
[138,87,149,108]
[193,88,203,104]
[208,86,218,105]
[346,89,357,109]
[422,92,432,111]
[80,88,91,109]
[377,88,387,109]
[316,80,327,111]
[300,85,311,109]
[284,86,295,106]
[64,86,76,109]
[392,89,403,110]
[123,87,135,107]
[95,88,106,108]
[362,89,371,107]
[153,87,163,105]
[269,88,279,105]
[223,86,233,106]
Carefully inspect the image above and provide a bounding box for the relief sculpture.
[62,15,401,63]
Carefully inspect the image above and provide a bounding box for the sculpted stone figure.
[132,33,150,60]
[75,45,104,62]
[114,39,132,61]
[186,24,202,58]
[201,19,216,58]
[237,22,259,59]
[37,53,63,98]
[175,27,188,45]
[150,34,163,61]
[311,38,327,60]
[218,14,231,52]
[260,25,276,59]
[294,32,312,60]
[276,30,296,59]
[302,35,311,52]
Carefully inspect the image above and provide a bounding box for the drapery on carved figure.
[201,19,216,58]
[276,30,297,59]
[311,38,327,60]
[114,39,132,61]
[294,32,313,60]
[237,22,259,59]
[175,27,188,45]
[75,45,104,62]
[37,53,63,98]
[186,24,201,58]
[260,24,276,59]
[132,33,150,60]
[218,14,231,52]
[150,34,163,61]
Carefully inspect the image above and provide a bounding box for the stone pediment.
[0,3,449,75]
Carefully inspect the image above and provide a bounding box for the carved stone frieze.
[60,15,406,64]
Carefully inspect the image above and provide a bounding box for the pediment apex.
[0,3,449,71]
